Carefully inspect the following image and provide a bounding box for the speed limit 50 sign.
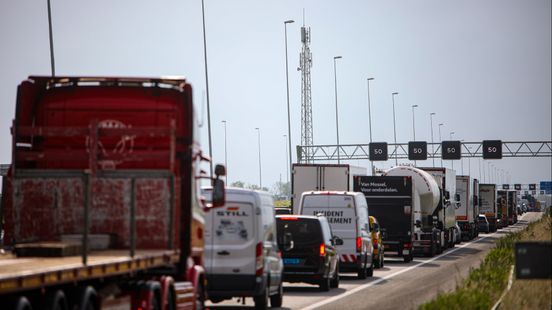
[441,141,462,160]
[483,140,502,159]
[408,141,427,160]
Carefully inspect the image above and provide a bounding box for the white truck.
[479,184,498,232]
[291,164,367,214]
[420,167,458,249]
[456,176,479,240]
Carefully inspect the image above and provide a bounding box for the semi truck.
[479,184,498,232]
[291,164,367,214]
[356,166,444,259]
[419,167,458,248]
[455,176,478,240]
[0,76,225,310]
[496,190,509,228]
[507,190,518,225]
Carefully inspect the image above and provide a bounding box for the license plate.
[284,258,301,265]
[402,250,410,255]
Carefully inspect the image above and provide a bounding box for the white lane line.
[299,218,532,310]
[299,235,492,310]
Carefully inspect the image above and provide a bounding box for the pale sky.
[1,1,550,190]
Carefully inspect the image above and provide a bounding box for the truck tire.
[14,296,32,310]
[357,264,367,280]
[270,283,283,308]
[330,268,339,288]
[46,290,68,310]
[195,282,205,310]
[77,286,98,310]
[319,277,330,292]
[403,254,413,263]
[254,288,269,309]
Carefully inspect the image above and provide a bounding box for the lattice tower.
[299,26,313,163]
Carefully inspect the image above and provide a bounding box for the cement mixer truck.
[354,166,445,260]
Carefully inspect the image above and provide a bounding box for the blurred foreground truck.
[0,76,225,310]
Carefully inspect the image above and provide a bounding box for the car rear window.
[276,218,323,246]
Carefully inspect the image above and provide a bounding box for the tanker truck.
[367,166,445,257]
[419,167,458,248]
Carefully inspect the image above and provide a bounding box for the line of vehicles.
[0,76,534,310]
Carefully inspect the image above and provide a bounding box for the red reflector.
[280,216,299,220]
[319,243,326,256]
[356,237,362,252]
[227,206,239,211]
[373,238,378,249]
[256,242,263,276]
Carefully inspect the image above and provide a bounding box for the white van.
[203,188,284,309]
[298,191,374,279]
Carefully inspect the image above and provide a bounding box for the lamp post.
[411,105,418,140]
[460,139,464,175]
[367,77,375,175]
[333,56,343,164]
[201,0,214,178]
[284,19,294,181]
[222,120,228,182]
[430,113,436,167]
[392,92,399,166]
[438,123,444,167]
[283,134,289,191]
[255,128,262,189]
[450,131,455,170]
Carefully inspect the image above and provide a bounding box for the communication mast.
[298,23,313,163]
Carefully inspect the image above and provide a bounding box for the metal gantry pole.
[333,56,342,164]
[284,20,294,173]
[450,131,455,170]
[47,0,56,77]
[392,92,399,166]
[367,78,375,175]
[284,134,289,189]
[430,113,436,167]
[438,123,444,167]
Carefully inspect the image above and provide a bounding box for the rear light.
[255,242,263,276]
[404,243,412,249]
[279,216,298,220]
[319,243,326,256]
[373,238,378,249]
[356,236,362,253]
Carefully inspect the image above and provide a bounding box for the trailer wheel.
[77,286,98,310]
[13,296,32,310]
[46,290,68,310]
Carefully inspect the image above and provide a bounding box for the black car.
[276,215,342,291]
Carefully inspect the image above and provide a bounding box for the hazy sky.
[1,1,550,190]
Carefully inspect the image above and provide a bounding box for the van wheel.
[367,261,374,277]
[319,277,330,292]
[403,253,413,263]
[46,290,68,310]
[380,254,385,268]
[14,296,32,310]
[330,268,339,288]
[270,283,283,308]
[357,264,367,280]
[254,289,268,309]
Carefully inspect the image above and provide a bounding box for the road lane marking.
[299,220,531,310]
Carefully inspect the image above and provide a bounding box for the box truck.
[497,190,509,228]
[0,76,226,310]
[479,184,498,232]
[291,164,367,214]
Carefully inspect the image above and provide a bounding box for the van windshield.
[276,218,322,247]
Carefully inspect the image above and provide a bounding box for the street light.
[201,0,214,178]
[411,105,418,140]
[333,56,343,164]
[255,128,262,189]
[222,120,228,182]
[430,113,436,167]
[284,19,294,182]
[438,123,444,167]
[283,134,289,187]
[367,77,375,175]
[392,92,399,166]
[450,131,455,170]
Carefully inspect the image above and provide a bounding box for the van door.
[301,194,357,261]
[206,202,256,276]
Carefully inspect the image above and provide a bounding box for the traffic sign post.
[441,141,461,160]
[408,141,427,160]
[369,142,388,161]
[483,140,502,159]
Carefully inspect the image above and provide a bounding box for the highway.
[206,212,542,310]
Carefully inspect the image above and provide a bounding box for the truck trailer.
[455,176,478,240]
[291,164,367,214]
[497,190,509,228]
[479,184,498,232]
[0,76,225,310]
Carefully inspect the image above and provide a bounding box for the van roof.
[202,187,273,205]
[301,191,360,196]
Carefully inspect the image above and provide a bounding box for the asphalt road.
[206,212,542,310]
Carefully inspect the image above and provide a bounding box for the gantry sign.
[297,140,552,163]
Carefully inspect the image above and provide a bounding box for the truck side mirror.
[444,191,450,200]
[415,220,422,228]
[211,164,227,207]
[455,193,461,202]
[283,232,294,251]
[380,228,387,240]
[373,223,380,232]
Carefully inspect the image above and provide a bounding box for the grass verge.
[418,213,551,310]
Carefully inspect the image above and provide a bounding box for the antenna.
[298,19,313,163]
